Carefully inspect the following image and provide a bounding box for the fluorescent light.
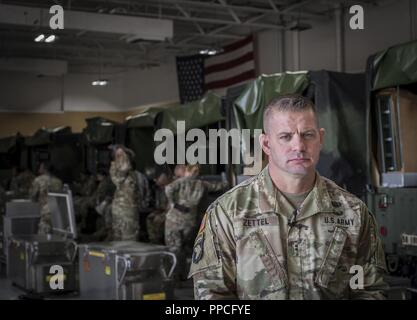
[45,35,56,43]
[34,34,45,42]
[200,48,221,56]
[92,79,108,86]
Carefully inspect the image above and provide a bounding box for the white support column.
[410,0,417,41]
[335,4,345,72]
[279,29,286,72]
[292,30,300,71]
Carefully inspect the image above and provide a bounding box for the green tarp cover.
[83,117,117,145]
[233,72,309,132]
[126,92,223,171]
[127,105,174,128]
[159,92,224,132]
[0,134,20,153]
[310,71,367,198]
[25,126,72,146]
[372,40,417,90]
[127,127,155,171]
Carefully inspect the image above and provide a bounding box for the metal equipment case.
[78,241,176,300]
[2,200,40,275]
[7,190,78,294]
[367,187,417,273]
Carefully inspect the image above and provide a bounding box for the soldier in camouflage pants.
[109,146,139,241]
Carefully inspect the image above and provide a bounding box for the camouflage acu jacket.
[110,161,139,208]
[165,176,227,210]
[30,174,63,207]
[189,166,388,300]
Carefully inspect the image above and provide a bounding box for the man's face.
[259,110,324,178]
[115,148,125,160]
[174,165,185,178]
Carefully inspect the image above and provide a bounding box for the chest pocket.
[315,227,348,288]
[249,229,288,289]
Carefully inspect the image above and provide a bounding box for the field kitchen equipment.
[78,241,176,300]
[7,188,78,295]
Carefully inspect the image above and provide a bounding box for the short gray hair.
[263,94,317,133]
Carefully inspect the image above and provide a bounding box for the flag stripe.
[205,60,255,85]
[205,70,256,90]
[205,51,254,75]
[220,35,254,55]
[205,41,253,68]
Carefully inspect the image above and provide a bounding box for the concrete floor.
[0,274,194,300]
[0,272,411,300]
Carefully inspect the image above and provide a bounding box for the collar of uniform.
[257,165,277,214]
[257,166,334,219]
[296,173,335,221]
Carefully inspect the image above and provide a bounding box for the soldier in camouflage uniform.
[109,146,139,241]
[30,162,63,235]
[189,95,388,300]
[78,171,115,242]
[135,169,152,242]
[146,166,173,245]
[165,164,228,280]
[73,173,98,231]
[9,167,35,199]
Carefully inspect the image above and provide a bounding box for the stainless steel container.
[78,241,176,300]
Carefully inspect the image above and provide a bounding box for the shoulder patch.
[188,212,221,278]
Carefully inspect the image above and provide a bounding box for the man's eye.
[280,135,291,141]
[303,133,315,139]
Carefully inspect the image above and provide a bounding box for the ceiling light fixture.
[34,34,45,42]
[92,79,108,86]
[200,48,222,56]
[44,35,57,43]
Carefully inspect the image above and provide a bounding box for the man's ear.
[319,128,325,148]
[259,133,270,156]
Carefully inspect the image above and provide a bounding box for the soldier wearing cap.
[189,94,388,300]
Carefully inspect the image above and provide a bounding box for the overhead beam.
[0,3,173,41]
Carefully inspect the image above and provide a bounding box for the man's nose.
[291,134,306,151]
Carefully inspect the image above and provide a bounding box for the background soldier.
[109,145,139,241]
[189,95,388,300]
[73,172,98,232]
[146,166,173,245]
[9,166,35,199]
[30,162,63,235]
[78,170,115,242]
[135,168,152,242]
[165,164,227,281]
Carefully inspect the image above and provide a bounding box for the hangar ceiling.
[0,0,380,72]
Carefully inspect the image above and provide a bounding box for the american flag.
[176,35,256,104]
[176,54,205,104]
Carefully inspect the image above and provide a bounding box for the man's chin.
[286,165,311,176]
